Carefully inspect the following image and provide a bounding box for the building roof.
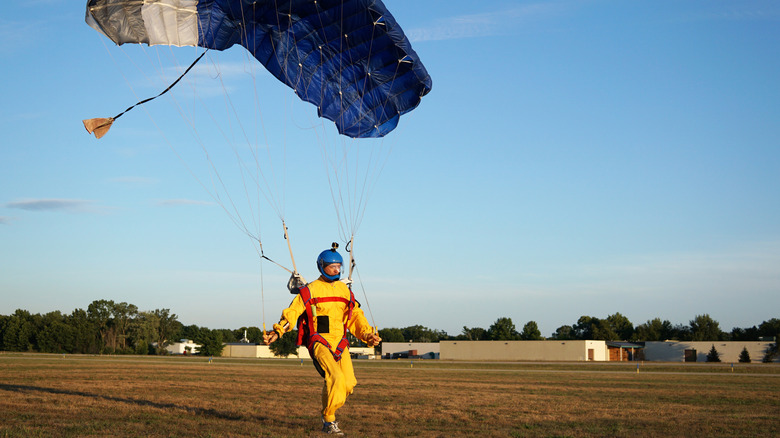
[606,341,644,349]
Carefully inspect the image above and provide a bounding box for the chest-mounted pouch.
[316,315,330,333]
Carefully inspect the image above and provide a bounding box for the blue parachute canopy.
[85,0,432,138]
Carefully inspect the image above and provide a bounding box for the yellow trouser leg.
[313,343,357,422]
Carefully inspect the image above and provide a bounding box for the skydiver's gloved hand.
[264,323,285,345]
[364,333,382,347]
[262,330,278,345]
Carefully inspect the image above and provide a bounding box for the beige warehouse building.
[440,340,609,361]
[643,341,773,362]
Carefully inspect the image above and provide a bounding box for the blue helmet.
[317,247,343,281]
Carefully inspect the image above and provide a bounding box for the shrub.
[738,347,751,363]
[706,344,721,362]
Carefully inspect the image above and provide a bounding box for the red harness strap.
[295,285,355,362]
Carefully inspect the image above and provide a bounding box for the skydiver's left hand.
[263,330,279,345]
[364,333,382,347]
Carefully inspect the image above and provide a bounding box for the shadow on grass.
[0,383,298,428]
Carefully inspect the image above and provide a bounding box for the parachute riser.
[283,221,298,274]
[346,236,356,288]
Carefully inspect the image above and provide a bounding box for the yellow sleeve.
[346,304,375,343]
[276,294,305,335]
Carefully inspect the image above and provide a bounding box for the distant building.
[643,341,775,362]
[383,340,778,362]
[440,340,609,361]
[165,339,201,355]
[381,342,440,359]
[607,341,644,361]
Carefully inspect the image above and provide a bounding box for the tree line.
[0,300,252,356]
[1,301,777,358]
[458,313,780,343]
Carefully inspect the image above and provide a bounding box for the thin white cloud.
[156,199,213,207]
[406,3,568,42]
[0,216,15,225]
[5,199,100,213]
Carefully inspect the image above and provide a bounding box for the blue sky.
[2,1,779,338]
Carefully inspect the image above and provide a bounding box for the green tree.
[269,330,299,357]
[592,321,619,341]
[378,327,404,343]
[112,302,138,352]
[87,299,116,353]
[520,321,543,340]
[216,328,237,344]
[550,325,574,340]
[152,309,179,354]
[573,316,598,340]
[758,318,780,341]
[178,324,207,342]
[130,311,160,355]
[672,323,693,341]
[2,310,36,352]
[67,308,99,354]
[706,344,721,362]
[729,326,760,341]
[461,326,488,341]
[196,329,225,357]
[634,318,676,341]
[488,317,519,340]
[738,347,751,363]
[605,313,634,340]
[763,341,779,363]
[401,325,445,343]
[0,314,9,351]
[38,311,75,354]
[690,314,722,341]
[234,326,264,343]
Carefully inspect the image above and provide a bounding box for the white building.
[165,339,201,355]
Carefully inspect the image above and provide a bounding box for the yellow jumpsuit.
[275,278,374,423]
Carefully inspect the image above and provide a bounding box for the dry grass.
[1,354,778,437]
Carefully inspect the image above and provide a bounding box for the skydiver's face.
[323,263,341,277]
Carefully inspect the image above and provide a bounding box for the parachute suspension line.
[205,50,289,253]
[94,43,255,243]
[237,1,286,224]
[97,41,267,247]
[83,50,208,139]
[346,237,377,333]
[169,62,263,245]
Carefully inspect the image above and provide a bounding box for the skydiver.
[264,246,381,435]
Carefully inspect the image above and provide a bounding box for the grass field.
[1,353,778,437]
